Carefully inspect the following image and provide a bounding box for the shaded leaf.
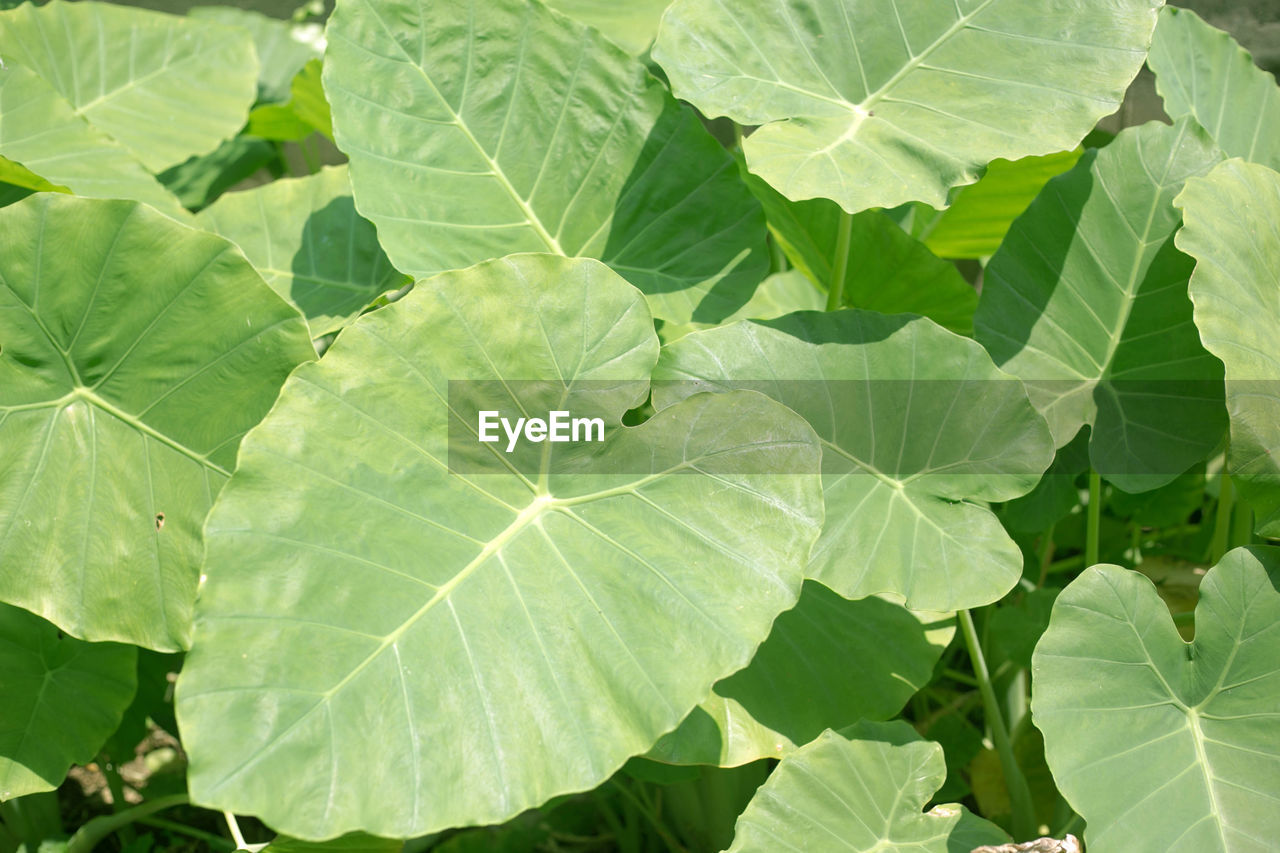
[975,118,1226,492]
[323,0,768,324]
[0,603,136,800]
[651,582,953,765]
[197,165,408,338]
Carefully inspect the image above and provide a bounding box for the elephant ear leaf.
[1033,547,1280,852]
[653,0,1159,212]
[726,721,1007,852]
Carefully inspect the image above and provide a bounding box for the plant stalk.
[64,794,189,853]
[826,209,854,311]
[1209,467,1234,564]
[960,610,1037,841]
[1086,471,1102,567]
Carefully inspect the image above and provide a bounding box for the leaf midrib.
[352,0,565,255]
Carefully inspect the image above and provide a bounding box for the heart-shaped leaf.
[0,0,258,172]
[1148,7,1280,171]
[653,0,1157,212]
[650,582,953,766]
[1032,547,1280,852]
[654,310,1054,610]
[0,603,136,800]
[0,194,315,651]
[175,254,823,839]
[975,117,1227,491]
[1174,159,1280,536]
[726,721,1007,852]
[197,166,409,339]
[323,0,767,324]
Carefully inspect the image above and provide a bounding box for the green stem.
[609,781,686,853]
[959,610,1037,841]
[64,794,189,853]
[1230,493,1253,551]
[136,817,236,851]
[1086,471,1102,567]
[1036,522,1056,587]
[300,136,321,175]
[1209,468,1234,564]
[825,209,853,311]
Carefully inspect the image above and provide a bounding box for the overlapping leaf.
[0,195,315,651]
[653,0,1158,212]
[323,0,768,324]
[197,166,408,339]
[190,5,325,103]
[1033,548,1280,851]
[726,722,1007,852]
[176,254,823,839]
[1175,160,1280,536]
[1148,7,1280,171]
[739,160,977,333]
[650,582,953,766]
[0,603,136,800]
[0,0,258,172]
[654,310,1054,610]
[0,63,187,218]
[975,118,1227,491]
[543,0,669,55]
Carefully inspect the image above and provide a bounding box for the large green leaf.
[0,603,136,800]
[197,166,409,339]
[652,0,1157,212]
[650,582,953,766]
[726,722,1007,852]
[654,310,1053,610]
[0,63,187,219]
[323,0,768,324]
[738,160,977,334]
[543,0,670,55]
[0,195,315,651]
[0,0,258,172]
[190,6,325,103]
[975,118,1227,491]
[919,149,1083,260]
[1032,547,1280,852]
[1148,7,1280,171]
[1175,160,1280,536]
[175,254,823,839]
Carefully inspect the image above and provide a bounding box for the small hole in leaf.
[155,512,165,531]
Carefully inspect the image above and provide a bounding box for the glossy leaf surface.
[0,195,315,650]
[654,0,1157,211]
[976,118,1226,491]
[654,310,1053,610]
[176,254,823,839]
[323,0,768,324]
[1033,548,1280,852]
